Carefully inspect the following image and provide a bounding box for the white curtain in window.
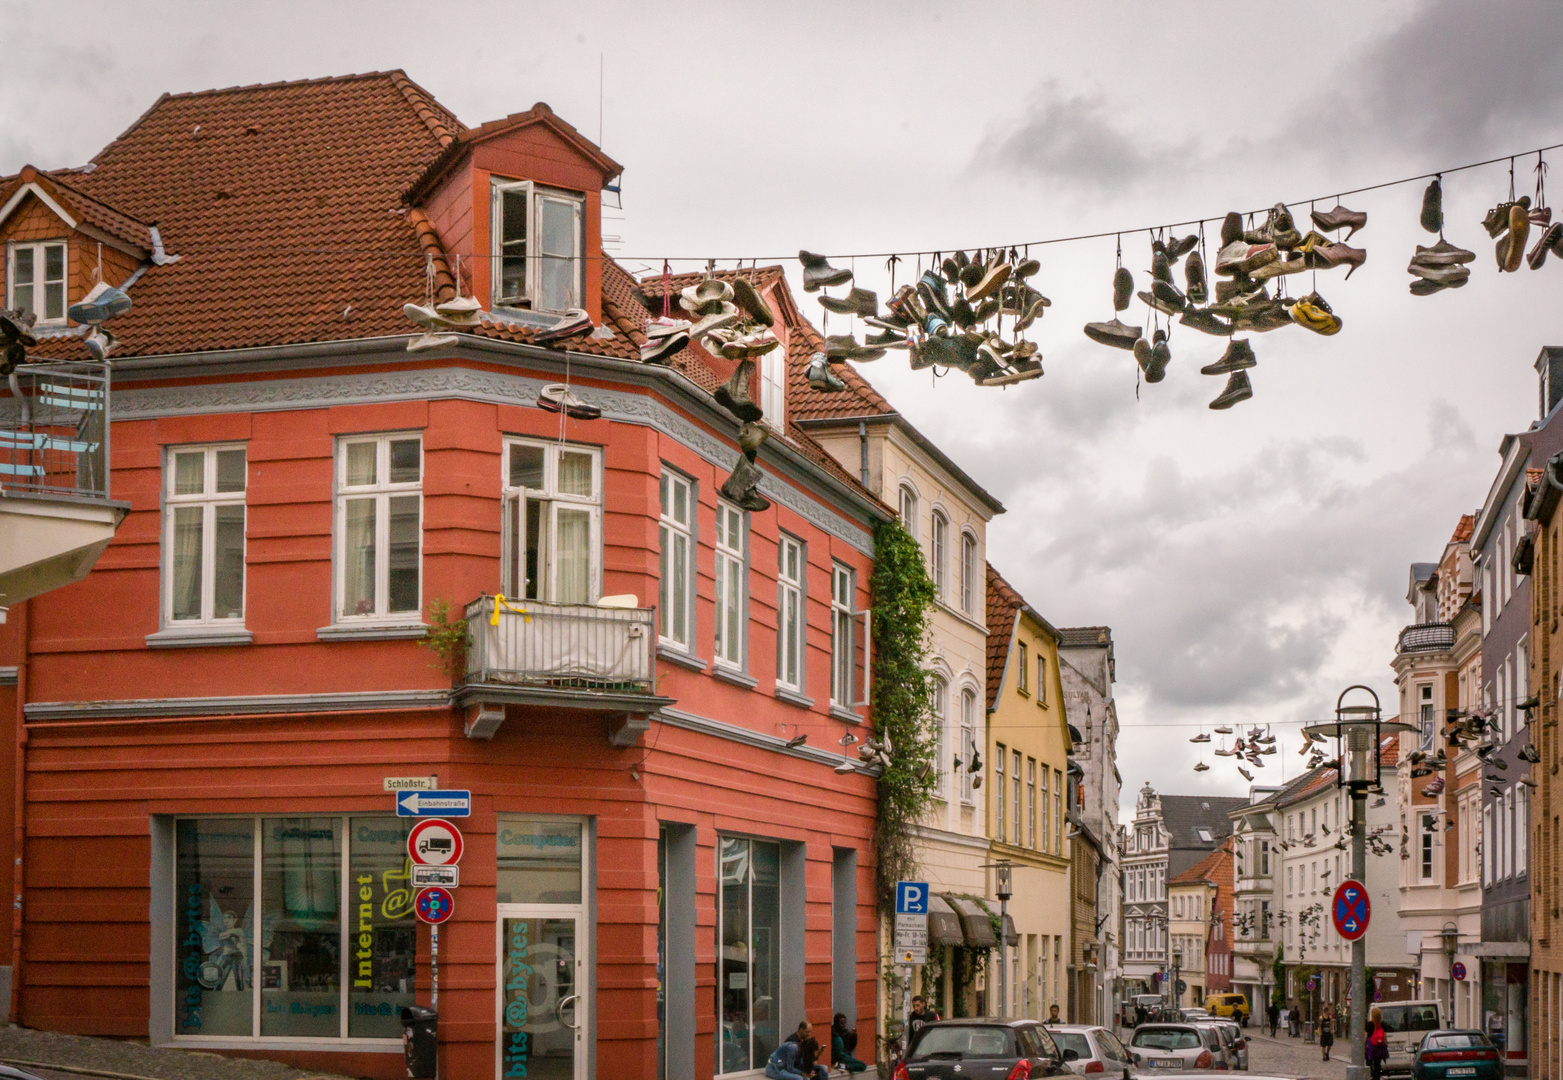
[172,506,203,619]
[342,499,376,616]
[555,507,591,604]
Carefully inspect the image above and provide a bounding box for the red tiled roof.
[406,100,620,203]
[1,167,155,252]
[1450,513,1475,544]
[986,563,1025,710]
[1170,843,1228,886]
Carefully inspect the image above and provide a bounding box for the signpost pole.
[1348,786,1367,1080]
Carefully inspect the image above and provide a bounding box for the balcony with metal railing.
[1397,622,1455,654]
[0,359,127,606]
[455,594,674,743]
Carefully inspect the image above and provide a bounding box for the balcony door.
[497,908,586,1080]
[503,440,601,605]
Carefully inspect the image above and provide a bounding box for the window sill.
[316,622,429,642]
[712,666,758,690]
[657,643,707,672]
[146,626,253,649]
[774,686,814,710]
[830,705,862,725]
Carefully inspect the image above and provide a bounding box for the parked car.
[1129,1023,1226,1070]
[1379,1001,1445,1075]
[898,1018,1073,1080]
[1199,1019,1248,1071]
[1410,1030,1502,1080]
[1205,992,1252,1026]
[1046,1024,1135,1078]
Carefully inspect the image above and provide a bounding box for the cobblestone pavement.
[0,1026,361,1080]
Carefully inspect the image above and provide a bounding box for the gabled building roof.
[1057,626,1112,649]
[986,563,1024,710]
[1169,841,1230,887]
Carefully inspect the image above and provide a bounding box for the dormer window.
[8,240,67,323]
[491,180,584,313]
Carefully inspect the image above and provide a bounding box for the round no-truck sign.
[407,819,464,866]
[1332,879,1370,941]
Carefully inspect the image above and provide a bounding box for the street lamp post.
[994,861,1013,1017]
[1173,949,1184,1011]
[1305,686,1417,1080]
[1439,923,1459,1026]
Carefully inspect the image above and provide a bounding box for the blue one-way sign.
[896,881,929,915]
[395,789,472,817]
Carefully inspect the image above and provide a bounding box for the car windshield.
[1132,1028,1201,1051]
[1052,1032,1092,1059]
[1381,1006,1441,1033]
[1425,1034,1492,1050]
[912,1026,1015,1060]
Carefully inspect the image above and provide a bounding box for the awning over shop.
[1467,941,1531,960]
[945,895,998,948]
[928,894,965,947]
[1002,913,1019,947]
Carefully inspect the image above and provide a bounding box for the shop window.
[504,439,601,604]
[163,445,247,625]
[7,240,67,323]
[776,534,805,693]
[335,434,422,620]
[714,500,746,669]
[497,817,583,904]
[490,179,584,313]
[659,470,694,650]
[717,836,781,1075]
[173,816,415,1043]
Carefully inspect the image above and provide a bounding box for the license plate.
[1152,1061,1183,1068]
[1446,1069,1477,1076]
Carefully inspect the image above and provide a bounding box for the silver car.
[1045,1024,1135,1079]
[1129,1023,1227,1071]
[1197,1019,1248,1070]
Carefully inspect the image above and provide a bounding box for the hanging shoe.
[404,302,462,332]
[967,258,1012,302]
[1146,330,1172,382]
[1113,266,1134,312]
[1500,202,1530,272]
[1311,204,1368,241]
[865,328,909,348]
[1522,743,1541,763]
[1412,239,1477,266]
[1179,308,1233,337]
[1184,249,1208,304]
[1189,732,1211,744]
[1238,766,1255,781]
[824,334,886,363]
[941,255,962,281]
[690,302,742,341]
[917,271,952,320]
[1407,263,1471,291]
[537,383,602,420]
[960,260,985,290]
[1220,211,1244,246]
[1014,257,1041,279]
[715,358,764,422]
[1014,295,1050,333]
[1215,241,1279,276]
[640,328,689,364]
[1250,253,1307,281]
[66,281,134,325]
[976,357,1043,386]
[1528,222,1563,269]
[1214,725,1233,734]
[0,308,37,347]
[83,327,116,361]
[819,287,879,318]
[1151,248,1174,285]
[1166,234,1199,260]
[434,295,483,327]
[738,421,769,461]
[730,276,775,327]
[1083,318,1142,350]
[1421,178,1444,234]
[1290,292,1343,335]
[1483,197,1529,238]
[1201,339,1256,375]
[1138,283,1185,317]
[971,297,1000,324]
[720,451,771,512]
[1133,335,1153,374]
[949,296,976,329]
[1304,240,1367,279]
[805,352,847,392]
[799,251,852,292]
[1194,762,1210,772]
[407,330,459,352]
[534,308,594,343]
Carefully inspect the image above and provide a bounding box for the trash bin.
[401,1005,437,1079]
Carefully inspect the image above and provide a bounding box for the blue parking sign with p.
[896,881,929,914]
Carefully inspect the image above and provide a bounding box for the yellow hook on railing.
[490,594,531,625]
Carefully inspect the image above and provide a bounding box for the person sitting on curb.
[767,1022,828,1080]
[831,1013,866,1074]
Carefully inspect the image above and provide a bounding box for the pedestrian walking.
[1320,1004,1335,1061]
[1267,1001,1280,1037]
[1365,1006,1389,1080]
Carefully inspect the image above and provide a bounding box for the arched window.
[930,675,948,797]
[931,511,948,598]
[960,531,977,614]
[898,483,918,541]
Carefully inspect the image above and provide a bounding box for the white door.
[497,906,587,1080]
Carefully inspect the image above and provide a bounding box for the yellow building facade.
[985,564,1074,1019]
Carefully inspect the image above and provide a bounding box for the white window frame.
[1011,748,1022,846]
[713,500,747,670]
[7,239,67,324]
[1027,757,1037,850]
[1421,817,1435,881]
[162,444,247,627]
[489,179,585,313]
[959,687,977,804]
[758,329,786,429]
[501,438,603,604]
[1482,803,1493,886]
[960,530,977,615]
[1036,653,1047,705]
[1517,784,1528,876]
[829,564,869,712]
[1018,641,1029,693]
[776,534,805,694]
[995,746,1006,843]
[930,509,949,599]
[1419,684,1436,750]
[898,483,918,539]
[333,433,423,623]
[1039,761,1049,853]
[659,469,695,651]
[930,675,948,797]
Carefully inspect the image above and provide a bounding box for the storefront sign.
[415,887,454,924]
[395,789,471,817]
[412,865,459,888]
[407,820,464,866]
[383,776,439,791]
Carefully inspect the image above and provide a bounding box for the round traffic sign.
[1307,978,1317,991]
[1332,879,1370,941]
[407,819,464,866]
[415,886,454,924]
[1452,961,1466,981]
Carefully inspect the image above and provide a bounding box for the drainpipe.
[10,599,27,1024]
[858,422,869,488]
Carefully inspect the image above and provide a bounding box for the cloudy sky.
[5,0,1560,818]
